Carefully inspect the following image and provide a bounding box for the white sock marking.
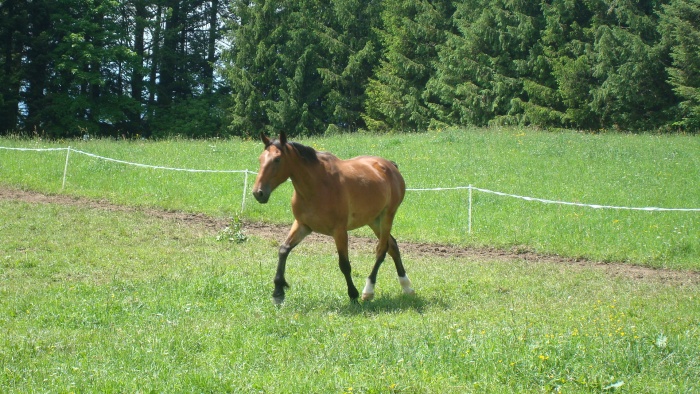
[399,275,415,295]
[362,278,375,301]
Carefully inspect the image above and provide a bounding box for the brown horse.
[252,132,415,304]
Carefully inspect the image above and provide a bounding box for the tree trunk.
[130,0,147,132]
[204,0,219,95]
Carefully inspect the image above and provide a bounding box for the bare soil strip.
[2,186,697,286]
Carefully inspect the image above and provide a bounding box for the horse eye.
[273,157,281,163]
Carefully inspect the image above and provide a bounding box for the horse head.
[252,132,290,204]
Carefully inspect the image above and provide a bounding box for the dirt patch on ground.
[2,186,698,286]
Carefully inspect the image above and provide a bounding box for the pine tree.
[0,0,28,133]
[224,0,382,136]
[224,0,273,136]
[543,0,597,129]
[363,0,454,132]
[429,0,544,127]
[316,0,382,133]
[660,0,700,130]
[225,0,325,136]
[587,0,673,130]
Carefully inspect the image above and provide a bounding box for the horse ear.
[261,132,271,147]
[279,131,287,146]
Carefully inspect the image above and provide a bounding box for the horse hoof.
[399,275,415,296]
[272,296,285,305]
[362,292,375,301]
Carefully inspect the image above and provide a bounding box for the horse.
[252,132,415,304]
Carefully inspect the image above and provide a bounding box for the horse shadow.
[326,293,451,316]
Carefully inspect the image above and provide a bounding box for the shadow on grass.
[271,281,454,315]
[331,293,451,316]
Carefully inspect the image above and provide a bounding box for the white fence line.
[2,145,699,231]
[0,146,69,152]
[71,148,252,174]
[1,146,256,212]
[406,186,700,212]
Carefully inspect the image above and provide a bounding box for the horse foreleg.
[334,230,359,301]
[273,221,311,305]
[273,246,291,305]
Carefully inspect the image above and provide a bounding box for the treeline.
[226,0,700,135]
[2,0,699,138]
[0,0,229,138]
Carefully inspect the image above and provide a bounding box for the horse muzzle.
[252,188,270,204]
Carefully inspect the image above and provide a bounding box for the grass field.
[1,128,698,269]
[1,128,700,392]
[1,198,699,392]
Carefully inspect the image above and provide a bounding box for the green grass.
[1,127,699,269]
[1,199,699,392]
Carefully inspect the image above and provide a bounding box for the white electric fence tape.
[71,148,250,174]
[2,146,700,218]
[406,186,700,212]
[0,147,68,152]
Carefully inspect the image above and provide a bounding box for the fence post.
[468,184,472,234]
[61,147,71,192]
[241,170,249,213]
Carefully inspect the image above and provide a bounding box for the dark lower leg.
[272,244,292,303]
[334,231,358,300]
[388,235,414,295]
[388,235,407,277]
[272,221,311,304]
[368,250,386,285]
[338,254,359,300]
[361,236,389,301]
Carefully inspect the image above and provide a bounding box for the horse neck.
[287,150,326,200]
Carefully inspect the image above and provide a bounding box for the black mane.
[291,142,321,163]
[271,139,320,164]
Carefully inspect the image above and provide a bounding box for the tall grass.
[1,199,699,392]
[1,127,698,269]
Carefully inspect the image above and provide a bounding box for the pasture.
[1,128,699,392]
[1,193,699,392]
[1,128,698,268]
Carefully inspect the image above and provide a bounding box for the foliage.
[659,0,700,130]
[223,0,381,137]
[216,214,248,243]
[0,0,230,137]
[3,0,700,136]
[363,0,454,132]
[587,1,674,130]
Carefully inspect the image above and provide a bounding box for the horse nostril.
[253,189,267,203]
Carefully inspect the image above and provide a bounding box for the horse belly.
[346,209,380,231]
[297,198,379,234]
[344,183,391,230]
[342,158,402,230]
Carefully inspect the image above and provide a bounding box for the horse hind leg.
[363,220,415,301]
[362,221,387,301]
[388,235,415,296]
[362,249,386,301]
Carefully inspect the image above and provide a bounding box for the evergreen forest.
[1,0,699,138]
